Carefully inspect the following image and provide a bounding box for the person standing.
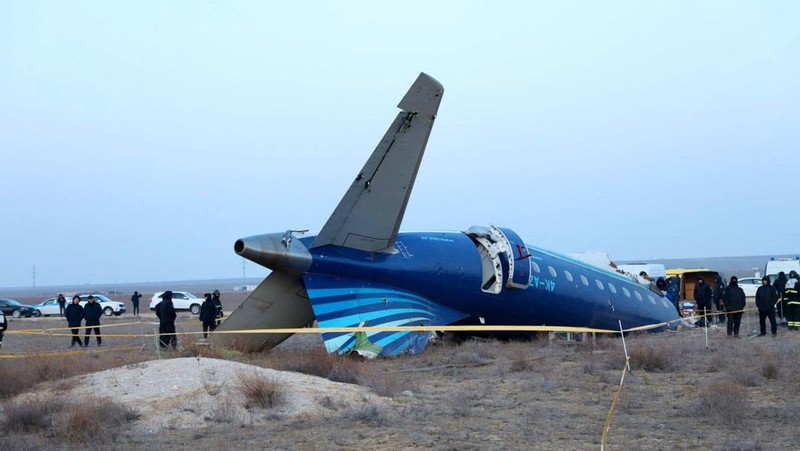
[755,276,779,337]
[199,293,216,339]
[212,290,224,327]
[721,276,746,337]
[694,277,713,328]
[131,291,142,316]
[665,276,681,316]
[0,310,6,350]
[156,290,177,349]
[785,272,800,330]
[83,295,103,347]
[774,271,788,324]
[712,276,726,325]
[65,295,84,348]
[56,293,67,317]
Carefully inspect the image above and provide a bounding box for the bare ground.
[1,308,799,450]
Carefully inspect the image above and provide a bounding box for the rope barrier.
[4,306,757,340]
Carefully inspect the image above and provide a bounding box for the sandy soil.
[2,310,800,450]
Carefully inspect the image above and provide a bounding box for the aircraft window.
[564,270,573,282]
[580,275,589,286]
[661,298,672,309]
[595,280,604,290]
[648,295,657,305]
[548,266,557,278]
[635,291,643,301]
[622,287,631,297]
[607,283,617,294]
[531,262,540,273]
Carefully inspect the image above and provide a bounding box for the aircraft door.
[465,225,531,293]
[496,227,532,289]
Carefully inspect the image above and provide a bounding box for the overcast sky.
[1,1,798,288]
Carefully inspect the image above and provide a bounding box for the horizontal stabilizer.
[209,271,315,351]
[303,273,469,356]
[311,73,444,253]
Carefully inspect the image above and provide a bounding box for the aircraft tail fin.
[311,73,444,253]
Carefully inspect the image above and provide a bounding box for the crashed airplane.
[211,73,680,356]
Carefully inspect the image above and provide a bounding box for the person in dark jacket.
[712,276,726,325]
[694,277,713,328]
[755,276,779,336]
[57,293,66,317]
[665,276,681,316]
[211,290,224,327]
[131,291,142,316]
[156,290,177,349]
[64,295,84,347]
[0,310,6,350]
[199,293,216,339]
[721,276,746,337]
[83,295,103,347]
[774,271,788,322]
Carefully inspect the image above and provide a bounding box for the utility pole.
[242,257,246,282]
[32,264,36,289]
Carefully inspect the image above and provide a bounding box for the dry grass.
[327,356,364,384]
[264,347,335,378]
[236,370,285,409]
[62,397,140,443]
[628,342,675,372]
[697,377,750,424]
[1,395,138,446]
[1,395,66,432]
[3,315,800,449]
[342,403,388,426]
[206,395,240,424]
[0,353,147,400]
[760,352,781,379]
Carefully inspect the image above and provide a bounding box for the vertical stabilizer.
[311,73,444,253]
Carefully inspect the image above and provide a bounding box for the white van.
[765,257,800,282]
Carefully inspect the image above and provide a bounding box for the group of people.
[199,290,224,339]
[690,271,800,338]
[652,270,800,338]
[64,295,104,347]
[154,289,224,350]
[54,289,225,350]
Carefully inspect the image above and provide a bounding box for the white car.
[736,277,761,297]
[150,291,203,315]
[31,298,62,316]
[34,294,126,317]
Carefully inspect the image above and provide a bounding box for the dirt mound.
[43,357,386,433]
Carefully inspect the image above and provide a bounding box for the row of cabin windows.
[530,260,669,308]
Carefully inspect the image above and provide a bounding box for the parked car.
[31,297,63,316]
[150,291,203,314]
[75,294,126,316]
[737,277,761,298]
[0,299,38,318]
[37,295,126,317]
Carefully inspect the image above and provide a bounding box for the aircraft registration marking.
[530,275,556,292]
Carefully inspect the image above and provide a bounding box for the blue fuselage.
[301,231,679,332]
